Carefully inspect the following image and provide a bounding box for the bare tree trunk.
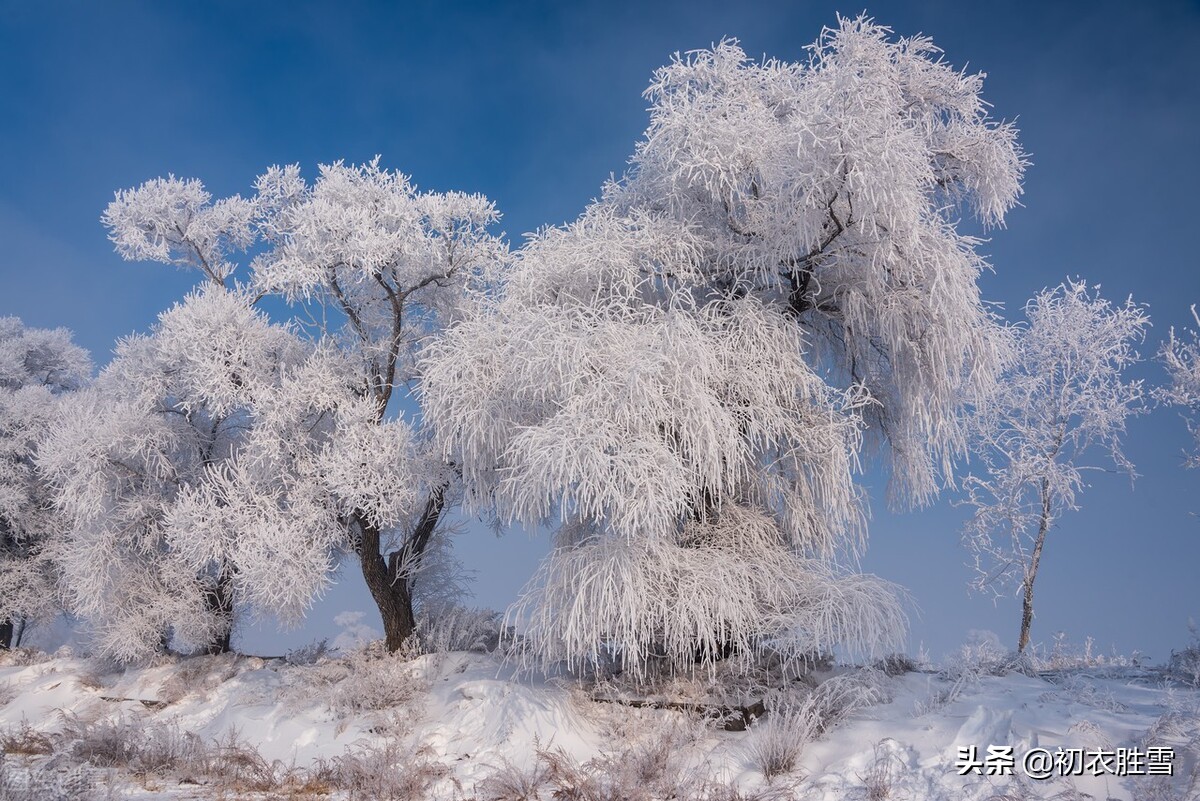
[357,485,447,653]
[359,519,418,653]
[203,563,235,655]
[0,523,13,649]
[1018,477,1052,654]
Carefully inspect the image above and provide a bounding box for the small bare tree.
[962,280,1149,653]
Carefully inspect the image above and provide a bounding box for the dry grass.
[280,641,431,719]
[1167,624,1200,687]
[0,755,104,801]
[415,603,505,655]
[745,701,816,782]
[1,711,460,801]
[0,720,54,756]
[316,742,453,801]
[157,652,241,705]
[479,741,794,801]
[872,653,919,677]
[857,740,904,801]
[744,668,892,782]
[0,649,47,668]
[476,756,552,801]
[1133,690,1200,801]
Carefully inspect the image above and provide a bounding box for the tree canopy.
[423,16,1027,677]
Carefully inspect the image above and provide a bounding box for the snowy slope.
[0,646,1196,800]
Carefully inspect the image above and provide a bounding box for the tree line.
[2,16,1197,670]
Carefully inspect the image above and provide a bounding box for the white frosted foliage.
[96,157,506,654]
[1157,305,1200,467]
[40,287,309,660]
[619,16,1025,505]
[103,176,256,285]
[0,318,92,636]
[511,508,907,680]
[423,16,1019,676]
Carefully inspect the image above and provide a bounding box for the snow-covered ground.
[0,645,1197,800]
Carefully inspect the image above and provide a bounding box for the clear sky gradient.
[2,0,1198,662]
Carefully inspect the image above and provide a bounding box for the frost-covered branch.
[103,177,255,287]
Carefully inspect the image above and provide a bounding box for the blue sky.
[2,0,1199,662]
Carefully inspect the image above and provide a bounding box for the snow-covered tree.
[422,16,1025,678]
[39,286,308,661]
[962,280,1149,653]
[1157,305,1200,468]
[246,160,504,650]
[96,163,504,654]
[0,318,91,649]
[35,177,311,661]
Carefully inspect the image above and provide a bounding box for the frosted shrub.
[529,721,709,801]
[748,668,891,781]
[599,721,708,797]
[0,754,96,801]
[282,643,430,716]
[58,715,286,793]
[157,653,240,705]
[942,635,1025,681]
[746,701,818,780]
[415,603,503,655]
[476,757,552,801]
[1168,623,1200,687]
[480,738,793,801]
[320,742,451,801]
[1157,305,1200,467]
[200,728,282,793]
[913,674,972,718]
[1053,676,1129,713]
[859,739,905,801]
[62,716,141,768]
[1135,692,1200,801]
[333,658,426,714]
[284,638,333,666]
[0,720,53,756]
[873,653,919,677]
[804,668,892,734]
[915,637,1021,716]
[0,650,47,669]
[1169,647,1200,688]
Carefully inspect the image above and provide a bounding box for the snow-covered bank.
[1,646,1197,800]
